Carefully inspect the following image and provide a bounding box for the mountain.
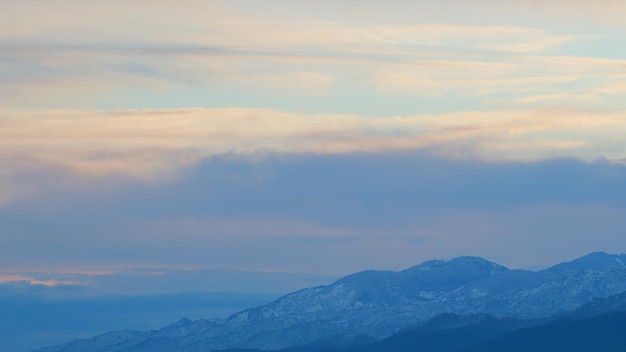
[546,252,626,273]
[569,290,626,319]
[465,310,626,352]
[33,252,626,352]
[345,288,626,352]
[343,314,537,352]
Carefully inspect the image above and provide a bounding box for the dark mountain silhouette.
[465,310,626,352]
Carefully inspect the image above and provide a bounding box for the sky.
[2,0,626,297]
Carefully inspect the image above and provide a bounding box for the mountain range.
[33,252,626,352]
[352,291,626,352]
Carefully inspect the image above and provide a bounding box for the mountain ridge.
[207,289,626,352]
[344,287,626,352]
[33,252,626,352]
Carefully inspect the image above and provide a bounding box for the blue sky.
[2,0,626,293]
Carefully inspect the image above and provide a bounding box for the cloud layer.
[3,153,626,276]
[2,108,626,192]
[2,0,626,289]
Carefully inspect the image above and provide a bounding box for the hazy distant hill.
[34,252,626,352]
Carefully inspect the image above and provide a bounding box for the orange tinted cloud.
[1,107,625,189]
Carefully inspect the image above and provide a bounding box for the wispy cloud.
[0,274,79,287]
[2,107,625,188]
[0,106,624,210]
[0,1,588,110]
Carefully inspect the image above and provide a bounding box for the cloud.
[513,72,626,106]
[0,1,590,109]
[2,107,626,194]
[3,152,626,273]
[373,67,581,97]
[2,0,626,280]
[1,0,574,54]
[1,32,619,116]
[203,22,573,53]
[372,52,626,100]
[0,274,78,287]
[500,0,626,26]
[0,267,336,296]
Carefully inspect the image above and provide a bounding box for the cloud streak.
[2,107,625,191]
[1,1,607,111]
[0,274,79,287]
